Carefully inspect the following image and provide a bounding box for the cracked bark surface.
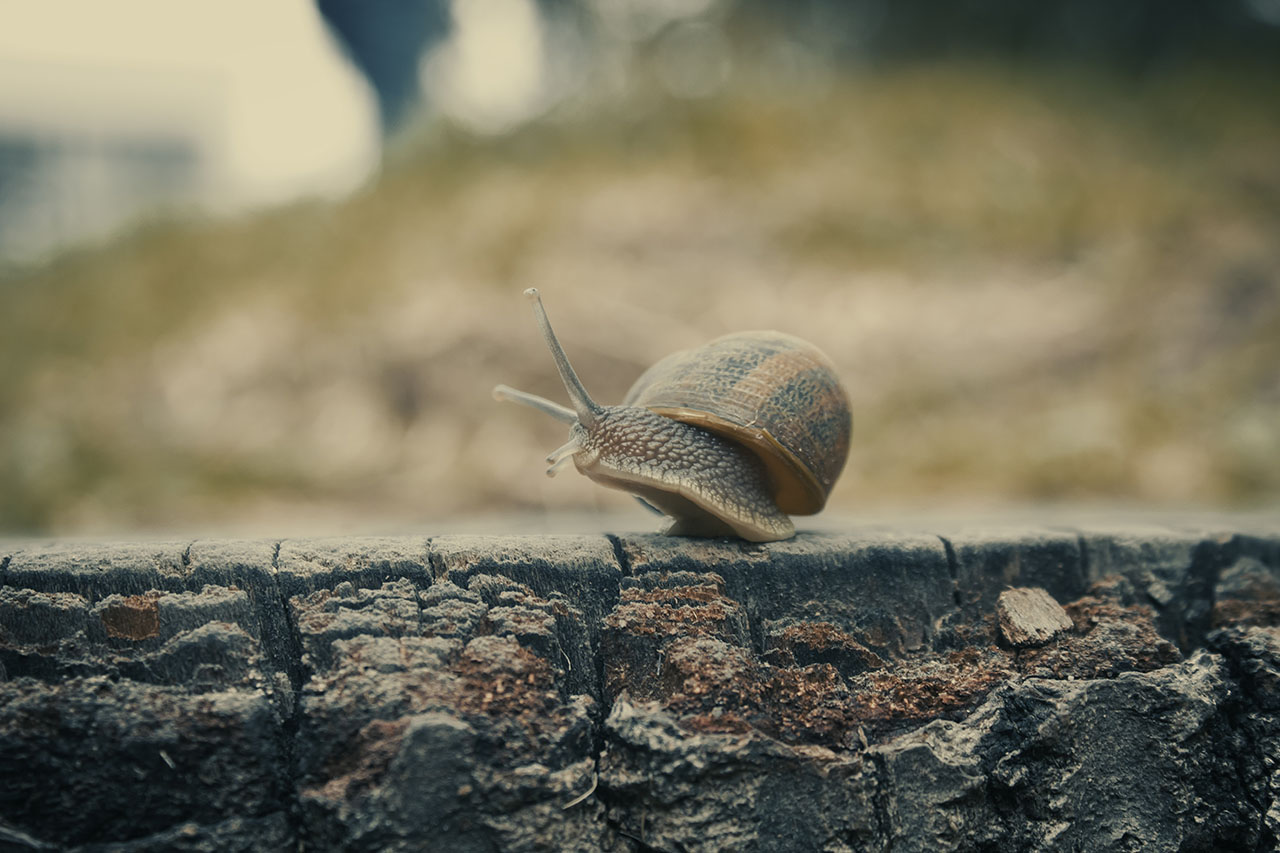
[1,516,1278,851]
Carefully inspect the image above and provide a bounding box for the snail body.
[493,290,851,542]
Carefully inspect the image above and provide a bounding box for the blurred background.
[1,0,1278,536]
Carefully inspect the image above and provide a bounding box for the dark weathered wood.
[0,515,1278,851]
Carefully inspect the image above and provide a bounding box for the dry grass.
[1,62,1277,534]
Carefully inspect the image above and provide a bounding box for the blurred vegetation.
[1,59,1278,534]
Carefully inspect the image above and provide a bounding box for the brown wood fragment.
[98,594,161,641]
[997,587,1072,648]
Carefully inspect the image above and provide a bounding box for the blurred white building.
[0,0,379,262]
[0,60,216,259]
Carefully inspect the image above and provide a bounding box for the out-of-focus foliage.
[1,59,1277,534]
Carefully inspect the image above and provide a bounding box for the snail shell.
[624,330,851,516]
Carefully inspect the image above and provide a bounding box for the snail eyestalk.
[492,384,578,424]
[525,288,601,428]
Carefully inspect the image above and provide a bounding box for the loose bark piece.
[997,586,1073,648]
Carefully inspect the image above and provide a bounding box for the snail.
[492,289,851,542]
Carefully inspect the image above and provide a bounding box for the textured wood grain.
[2,517,1278,851]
